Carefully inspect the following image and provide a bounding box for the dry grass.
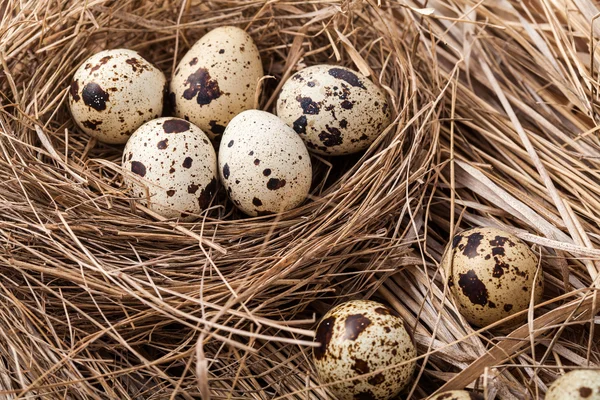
[0,0,598,399]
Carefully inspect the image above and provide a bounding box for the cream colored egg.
[313,300,416,400]
[276,65,391,156]
[122,117,217,221]
[218,110,311,216]
[443,227,544,327]
[546,370,600,400]
[429,390,484,400]
[69,49,166,144]
[170,26,263,140]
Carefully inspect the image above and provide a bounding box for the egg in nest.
[122,117,217,221]
[277,65,391,156]
[443,227,544,327]
[313,300,416,400]
[69,49,166,144]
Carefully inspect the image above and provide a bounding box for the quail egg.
[546,370,600,400]
[170,26,263,140]
[443,227,544,327]
[276,64,391,156]
[122,117,217,221]
[218,110,311,216]
[313,300,416,400]
[69,49,166,144]
[429,390,484,400]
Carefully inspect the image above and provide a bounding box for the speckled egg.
[122,117,217,221]
[429,390,484,400]
[443,227,544,327]
[276,65,391,156]
[69,49,166,144]
[218,110,311,216]
[546,370,600,400]
[170,26,263,140]
[313,300,416,400]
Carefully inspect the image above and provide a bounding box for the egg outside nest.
[312,300,416,400]
[443,227,544,327]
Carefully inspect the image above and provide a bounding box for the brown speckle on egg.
[82,82,109,111]
[163,118,190,133]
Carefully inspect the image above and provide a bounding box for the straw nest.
[0,0,599,399]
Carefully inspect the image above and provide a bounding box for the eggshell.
[218,110,311,216]
[69,49,166,144]
[443,227,544,327]
[122,117,217,221]
[170,26,263,140]
[276,64,391,156]
[546,370,600,400]
[429,390,484,400]
[313,300,416,400]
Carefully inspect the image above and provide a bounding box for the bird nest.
[1,0,599,399]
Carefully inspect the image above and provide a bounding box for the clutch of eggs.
[313,300,416,400]
[443,227,544,327]
[170,26,263,140]
[277,65,391,156]
[218,110,312,216]
[69,49,166,144]
[122,117,217,221]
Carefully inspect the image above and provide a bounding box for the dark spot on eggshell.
[343,314,371,341]
[209,120,226,135]
[70,80,80,101]
[82,119,102,130]
[252,197,262,206]
[293,115,307,135]
[452,234,463,248]
[491,247,505,256]
[314,316,335,360]
[488,301,496,308]
[296,95,320,115]
[462,231,484,258]
[219,49,225,54]
[374,307,390,315]
[163,119,190,133]
[267,178,286,190]
[352,358,370,374]
[166,189,176,197]
[125,58,147,72]
[339,119,348,129]
[291,73,304,82]
[340,100,354,110]
[157,139,168,149]
[228,140,234,148]
[131,161,146,177]
[367,373,385,386]
[89,55,112,72]
[188,184,199,194]
[458,269,488,306]
[263,169,271,176]
[328,67,366,89]
[198,177,217,209]
[182,68,223,106]
[182,157,193,168]
[493,259,509,278]
[189,57,198,66]
[222,163,230,179]
[318,125,343,147]
[82,82,109,111]
[579,387,593,398]
[504,304,513,312]
[254,159,260,166]
[490,235,513,247]
[354,390,377,400]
